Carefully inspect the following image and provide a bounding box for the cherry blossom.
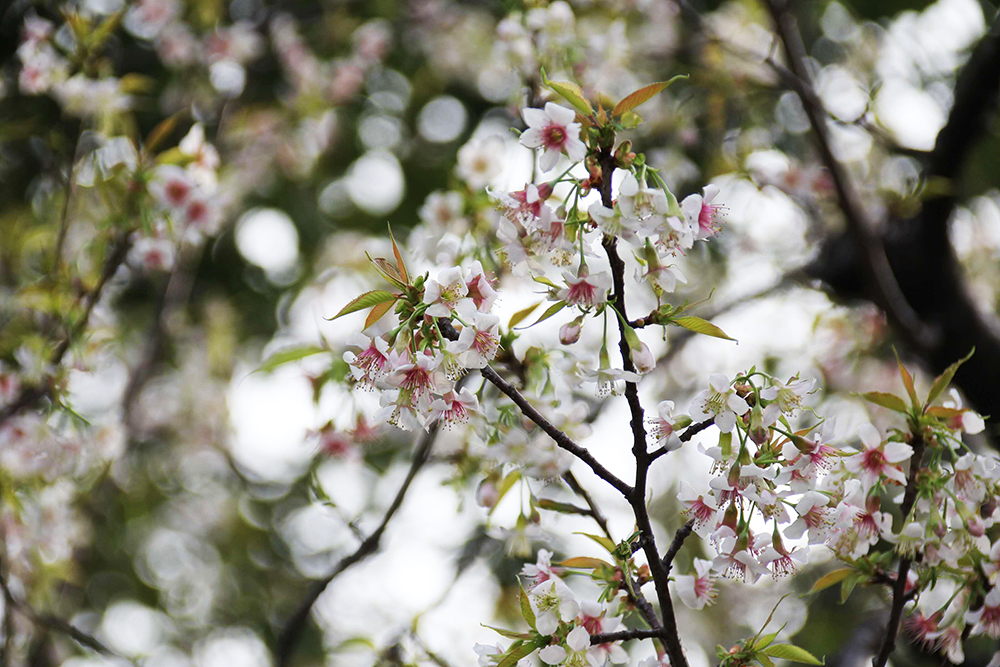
[681,184,725,240]
[557,269,612,308]
[843,423,913,490]
[673,558,717,609]
[519,103,586,171]
[689,373,750,432]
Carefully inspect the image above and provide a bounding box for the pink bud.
[559,321,581,345]
[476,478,500,508]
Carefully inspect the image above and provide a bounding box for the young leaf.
[840,573,864,604]
[327,290,398,321]
[609,305,643,351]
[860,391,908,413]
[759,645,823,665]
[257,345,327,373]
[145,113,182,153]
[893,349,919,408]
[519,301,567,329]
[751,628,784,650]
[807,568,853,594]
[557,556,612,569]
[509,301,543,330]
[365,299,396,329]
[481,625,534,641]
[387,224,409,285]
[574,532,617,555]
[671,316,736,341]
[519,587,537,630]
[926,348,974,408]
[541,67,593,114]
[757,653,777,667]
[370,257,407,289]
[497,639,546,667]
[536,499,590,515]
[612,75,688,116]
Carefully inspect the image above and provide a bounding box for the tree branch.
[661,520,695,573]
[872,431,926,667]
[276,424,441,667]
[591,628,663,644]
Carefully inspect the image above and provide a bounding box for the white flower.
[690,373,750,432]
[680,184,725,240]
[519,102,586,172]
[557,269,612,308]
[529,578,579,636]
[538,625,590,665]
[447,313,501,369]
[457,136,504,189]
[423,266,473,318]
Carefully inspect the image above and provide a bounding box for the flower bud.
[559,319,582,345]
[476,475,501,509]
[632,342,655,374]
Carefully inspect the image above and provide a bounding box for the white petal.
[539,148,560,172]
[567,626,590,651]
[522,107,549,128]
[520,127,544,149]
[858,423,881,449]
[702,183,720,202]
[539,646,567,664]
[545,102,577,125]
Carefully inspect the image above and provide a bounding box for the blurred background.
[0,0,998,666]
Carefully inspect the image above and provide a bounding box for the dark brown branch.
[661,520,695,573]
[595,146,688,667]
[276,424,440,667]
[562,472,663,636]
[872,432,926,667]
[591,628,663,644]
[478,364,633,497]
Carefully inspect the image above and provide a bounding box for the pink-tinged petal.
[539,147,560,172]
[522,107,549,128]
[544,102,577,125]
[520,127,544,148]
[858,423,881,449]
[884,441,914,463]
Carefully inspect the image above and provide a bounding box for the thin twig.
[276,424,441,667]
[591,628,663,644]
[661,520,695,573]
[872,432,926,667]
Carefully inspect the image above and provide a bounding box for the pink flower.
[843,423,913,490]
[491,183,554,230]
[464,261,498,313]
[681,184,725,240]
[673,558,717,609]
[149,165,196,211]
[521,549,562,591]
[678,481,717,528]
[447,313,501,369]
[429,387,479,426]
[344,333,391,387]
[557,269,611,308]
[649,400,684,452]
[519,103,586,172]
[967,587,1000,638]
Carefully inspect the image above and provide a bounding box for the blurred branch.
[0,232,133,429]
[0,567,123,660]
[276,423,441,667]
[122,240,205,434]
[763,0,938,354]
[590,628,662,644]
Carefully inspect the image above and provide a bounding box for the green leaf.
[519,301,567,329]
[536,499,591,515]
[926,348,974,408]
[488,469,521,517]
[533,275,559,289]
[509,302,543,330]
[840,573,863,604]
[482,625,534,641]
[750,627,784,650]
[860,391,908,413]
[671,316,736,341]
[519,587,536,630]
[497,639,546,667]
[366,253,408,290]
[807,568,853,594]
[574,532,617,555]
[556,557,612,570]
[612,75,688,116]
[540,67,593,114]
[364,299,396,329]
[327,290,398,321]
[759,645,823,665]
[257,346,327,373]
[618,110,643,129]
[757,654,776,667]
